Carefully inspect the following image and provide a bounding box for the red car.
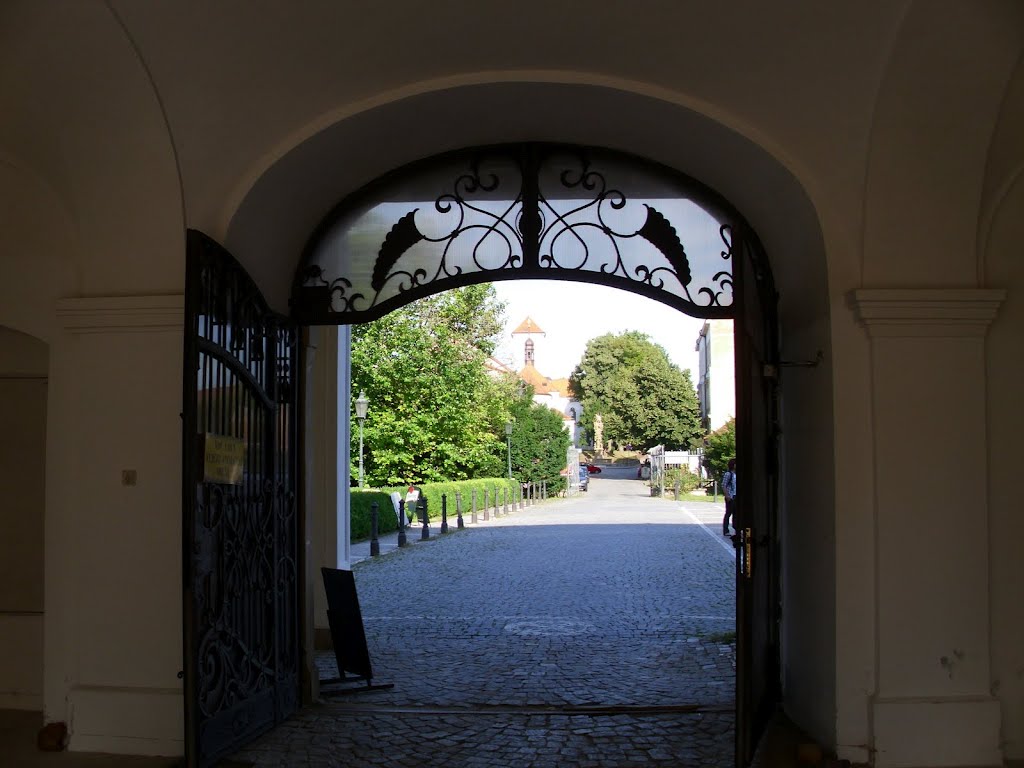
[584,463,602,474]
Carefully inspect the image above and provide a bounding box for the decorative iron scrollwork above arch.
[293,143,751,324]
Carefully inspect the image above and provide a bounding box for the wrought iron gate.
[182,230,300,767]
[733,224,781,765]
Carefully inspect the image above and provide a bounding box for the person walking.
[722,458,737,535]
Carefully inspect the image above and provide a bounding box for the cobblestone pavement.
[233,470,737,767]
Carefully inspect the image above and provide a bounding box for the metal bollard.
[494,486,500,517]
[456,492,465,529]
[519,484,524,510]
[471,489,478,525]
[397,500,408,548]
[441,494,449,534]
[419,497,430,540]
[370,502,380,557]
[542,480,547,500]
[483,488,489,521]
[503,486,508,515]
[674,479,681,500]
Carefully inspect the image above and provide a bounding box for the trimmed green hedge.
[351,476,565,542]
[350,491,399,542]
[381,477,524,522]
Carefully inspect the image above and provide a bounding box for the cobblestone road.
[233,469,738,767]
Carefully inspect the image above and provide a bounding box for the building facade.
[0,3,1022,766]
[695,319,736,433]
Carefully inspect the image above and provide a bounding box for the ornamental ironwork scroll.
[293,144,743,324]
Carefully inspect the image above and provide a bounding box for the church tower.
[511,315,544,370]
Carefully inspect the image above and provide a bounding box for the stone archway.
[218,81,834,766]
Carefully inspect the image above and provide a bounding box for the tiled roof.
[511,316,544,335]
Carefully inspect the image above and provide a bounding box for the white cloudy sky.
[491,281,709,380]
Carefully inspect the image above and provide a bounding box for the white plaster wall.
[306,326,352,651]
[45,304,185,755]
[983,175,1024,760]
[0,328,48,709]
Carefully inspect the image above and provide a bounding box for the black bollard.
[483,488,489,521]
[441,494,449,534]
[419,497,430,540]
[471,489,478,525]
[397,499,408,548]
[456,492,465,529]
[370,502,380,557]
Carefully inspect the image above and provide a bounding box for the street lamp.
[505,421,514,480]
[355,390,369,488]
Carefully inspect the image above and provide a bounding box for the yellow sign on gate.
[203,433,246,485]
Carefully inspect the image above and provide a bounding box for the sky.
[491,280,710,380]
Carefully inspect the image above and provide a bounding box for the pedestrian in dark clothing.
[722,458,737,535]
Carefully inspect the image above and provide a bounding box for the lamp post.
[505,421,513,480]
[355,390,369,488]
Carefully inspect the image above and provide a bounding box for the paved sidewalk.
[2,485,741,768]
[235,488,738,767]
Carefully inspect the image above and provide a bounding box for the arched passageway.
[183,125,823,766]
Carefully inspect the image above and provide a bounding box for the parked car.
[579,465,590,492]
[585,463,602,474]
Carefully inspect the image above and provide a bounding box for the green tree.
[508,389,572,484]
[702,418,736,480]
[569,331,702,452]
[350,284,511,485]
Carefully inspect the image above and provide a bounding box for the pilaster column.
[47,295,185,755]
[305,326,351,651]
[852,288,1004,768]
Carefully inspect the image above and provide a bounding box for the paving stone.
[231,489,737,767]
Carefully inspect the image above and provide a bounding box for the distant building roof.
[518,361,571,396]
[511,316,544,335]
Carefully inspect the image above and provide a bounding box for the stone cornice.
[56,295,185,334]
[850,288,1005,337]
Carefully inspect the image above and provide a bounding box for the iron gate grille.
[182,230,300,767]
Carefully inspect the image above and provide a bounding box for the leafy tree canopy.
[702,418,736,480]
[351,284,510,485]
[570,331,702,452]
[508,386,572,484]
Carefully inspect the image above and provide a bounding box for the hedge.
[350,491,399,542]
[351,476,565,542]
[380,477,525,523]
